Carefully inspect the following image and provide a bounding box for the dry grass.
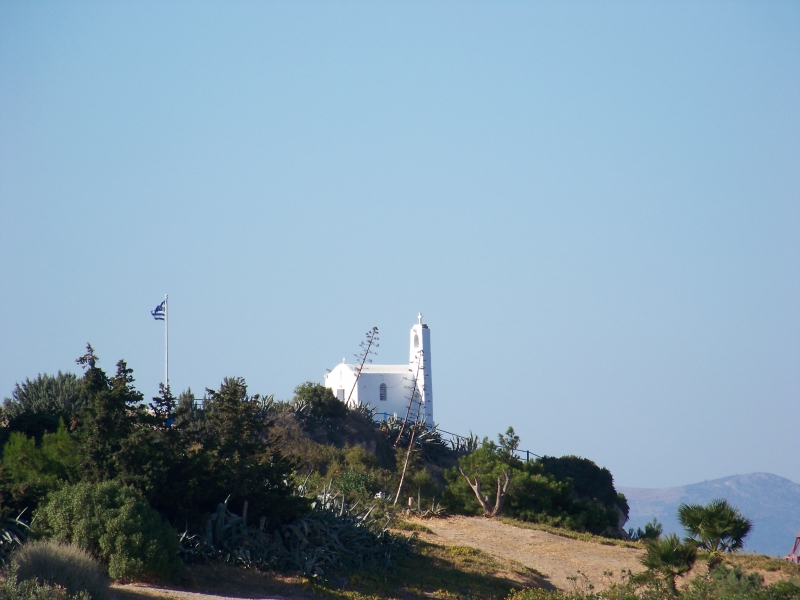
[390,520,434,534]
[499,517,642,549]
[12,540,111,600]
[319,538,549,599]
[114,537,547,600]
[723,553,800,578]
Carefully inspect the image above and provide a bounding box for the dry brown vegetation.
[111,516,800,600]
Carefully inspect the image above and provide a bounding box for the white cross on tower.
[418,312,423,324]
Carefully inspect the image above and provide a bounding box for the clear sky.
[1,2,798,489]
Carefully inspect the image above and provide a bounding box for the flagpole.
[165,294,169,390]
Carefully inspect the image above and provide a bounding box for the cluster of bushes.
[0,344,634,591]
[0,346,420,589]
[441,429,629,535]
[1,348,305,531]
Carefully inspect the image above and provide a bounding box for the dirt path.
[408,516,646,592]
[113,587,277,600]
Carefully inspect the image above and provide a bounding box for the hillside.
[620,472,800,557]
[405,516,644,591]
[112,515,800,599]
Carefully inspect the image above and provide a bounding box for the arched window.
[414,334,419,348]
[379,383,387,402]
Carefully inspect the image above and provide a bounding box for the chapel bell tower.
[409,313,433,423]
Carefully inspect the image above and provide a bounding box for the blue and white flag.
[151,300,166,321]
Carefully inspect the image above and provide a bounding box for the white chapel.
[324,314,433,424]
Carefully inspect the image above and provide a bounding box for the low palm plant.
[678,498,752,571]
[640,533,697,595]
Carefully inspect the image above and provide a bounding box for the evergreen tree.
[75,346,144,482]
[203,377,308,528]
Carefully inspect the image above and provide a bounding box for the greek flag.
[151,300,166,321]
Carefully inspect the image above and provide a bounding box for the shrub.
[34,480,180,581]
[766,580,800,600]
[334,468,378,498]
[0,565,90,600]
[11,540,109,600]
[2,422,79,488]
[538,455,629,521]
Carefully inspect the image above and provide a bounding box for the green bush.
[538,455,629,521]
[0,565,90,600]
[442,439,622,534]
[34,480,180,581]
[11,540,110,600]
[334,468,379,498]
[2,422,79,487]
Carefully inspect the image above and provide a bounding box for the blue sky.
[1,2,798,488]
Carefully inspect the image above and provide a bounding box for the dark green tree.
[203,377,308,528]
[71,346,173,503]
[127,384,198,524]
[293,382,348,419]
[497,426,520,455]
[148,383,177,428]
[74,346,145,483]
[1,372,85,444]
[537,455,629,516]
[2,372,84,421]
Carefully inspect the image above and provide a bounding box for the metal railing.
[373,412,541,461]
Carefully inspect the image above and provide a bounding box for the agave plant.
[179,484,409,579]
[179,498,278,570]
[0,512,31,563]
[290,397,312,419]
[380,415,449,460]
[449,431,480,453]
[254,393,277,420]
[351,401,377,420]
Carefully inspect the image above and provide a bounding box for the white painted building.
[324,314,433,423]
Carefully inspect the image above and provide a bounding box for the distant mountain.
[619,473,800,557]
